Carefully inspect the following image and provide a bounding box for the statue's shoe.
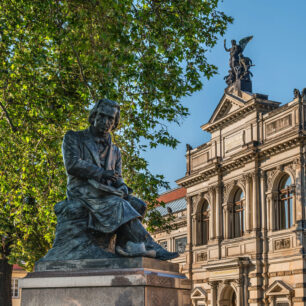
[155,248,179,261]
[116,241,156,258]
[145,240,179,260]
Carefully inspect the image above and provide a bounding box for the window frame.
[232,188,245,238]
[277,175,293,230]
[11,278,19,299]
[200,201,209,245]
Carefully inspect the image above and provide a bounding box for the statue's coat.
[61,129,140,233]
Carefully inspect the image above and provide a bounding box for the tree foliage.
[0,0,232,274]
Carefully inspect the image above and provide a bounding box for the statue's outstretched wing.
[239,36,253,52]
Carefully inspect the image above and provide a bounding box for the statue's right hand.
[101,170,118,182]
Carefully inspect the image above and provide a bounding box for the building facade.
[12,265,27,306]
[152,188,188,269]
[156,85,306,305]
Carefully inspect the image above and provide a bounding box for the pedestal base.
[20,258,191,306]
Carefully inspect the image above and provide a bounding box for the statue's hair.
[88,99,120,130]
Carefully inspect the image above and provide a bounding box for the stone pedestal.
[235,79,252,92]
[20,257,191,306]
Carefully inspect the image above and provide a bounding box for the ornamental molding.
[224,181,236,203]
[274,238,291,251]
[266,169,280,191]
[266,162,297,191]
[206,104,257,133]
[208,280,219,289]
[232,277,243,287]
[223,178,245,203]
[283,162,296,182]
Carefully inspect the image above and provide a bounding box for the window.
[201,201,210,245]
[175,237,187,254]
[11,278,19,298]
[159,240,168,250]
[278,175,293,230]
[233,189,245,238]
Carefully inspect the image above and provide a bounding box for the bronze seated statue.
[40,99,179,262]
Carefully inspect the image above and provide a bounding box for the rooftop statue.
[224,36,254,91]
[39,99,179,262]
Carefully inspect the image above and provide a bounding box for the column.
[235,278,243,306]
[292,187,296,225]
[245,175,251,232]
[252,172,259,230]
[228,203,233,239]
[186,196,193,278]
[209,208,214,241]
[295,159,304,222]
[269,296,276,306]
[222,203,228,239]
[211,189,216,239]
[266,194,273,231]
[209,189,215,240]
[215,185,221,238]
[273,192,279,230]
[192,214,197,245]
[243,265,249,306]
[209,281,218,306]
[260,173,266,230]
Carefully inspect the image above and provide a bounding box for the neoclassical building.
[152,187,188,269]
[154,84,306,305]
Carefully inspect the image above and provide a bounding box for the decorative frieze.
[196,252,208,262]
[274,238,291,251]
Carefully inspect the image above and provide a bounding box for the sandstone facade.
[154,86,306,306]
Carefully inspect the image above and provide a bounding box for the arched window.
[201,201,209,245]
[233,188,244,238]
[278,175,293,230]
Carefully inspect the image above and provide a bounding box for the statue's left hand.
[117,184,129,196]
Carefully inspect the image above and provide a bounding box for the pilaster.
[252,171,259,231]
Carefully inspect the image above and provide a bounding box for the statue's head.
[231,40,236,45]
[89,99,120,134]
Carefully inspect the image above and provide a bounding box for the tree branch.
[0,99,16,133]
[72,47,97,102]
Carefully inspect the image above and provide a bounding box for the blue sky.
[143,0,306,191]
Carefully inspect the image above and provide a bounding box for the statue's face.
[93,104,117,135]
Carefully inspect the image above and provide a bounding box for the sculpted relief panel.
[274,238,291,251]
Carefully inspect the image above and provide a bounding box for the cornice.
[177,134,304,189]
[264,100,298,118]
[202,101,277,133]
[203,104,256,133]
[259,137,301,159]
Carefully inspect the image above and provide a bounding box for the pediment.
[208,93,247,124]
[191,287,207,299]
[266,280,293,296]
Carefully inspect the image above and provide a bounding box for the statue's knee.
[55,199,87,220]
[128,196,147,217]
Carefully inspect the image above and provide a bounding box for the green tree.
[0,1,232,304]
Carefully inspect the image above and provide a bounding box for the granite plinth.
[35,257,179,273]
[20,258,191,306]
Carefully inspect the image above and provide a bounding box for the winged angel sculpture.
[224,36,254,87]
